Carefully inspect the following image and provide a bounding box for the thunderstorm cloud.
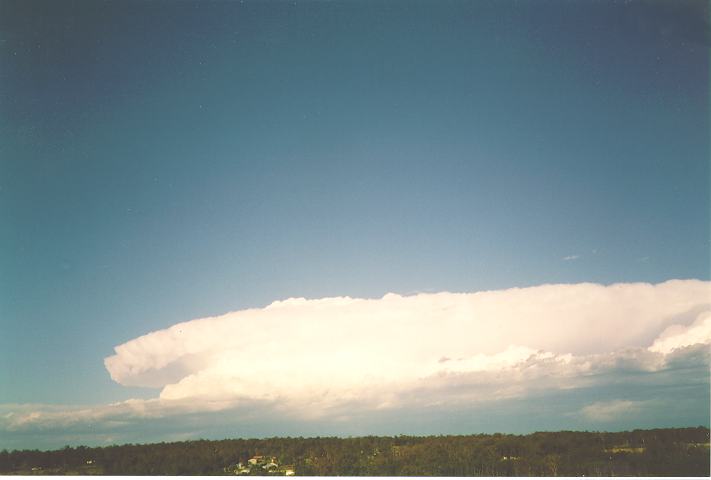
[2,280,709,448]
[104,279,710,409]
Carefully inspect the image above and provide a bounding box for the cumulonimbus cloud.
[2,280,709,447]
[103,279,711,410]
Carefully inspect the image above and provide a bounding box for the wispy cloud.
[563,254,581,261]
[581,399,649,422]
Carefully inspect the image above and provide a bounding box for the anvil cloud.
[2,280,709,450]
[104,280,711,409]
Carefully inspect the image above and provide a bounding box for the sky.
[1,0,710,450]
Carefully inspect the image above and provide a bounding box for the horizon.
[1,0,710,451]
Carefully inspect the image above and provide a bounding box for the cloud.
[2,280,710,449]
[563,254,581,261]
[101,279,710,409]
[0,397,273,434]
[581,399,649,422]
[649,311,711,354]
[3,340,708,448]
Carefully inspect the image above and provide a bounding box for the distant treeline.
[1,426,709,476]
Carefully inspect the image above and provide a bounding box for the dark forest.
[1,426,708,476]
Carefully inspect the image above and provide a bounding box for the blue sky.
[1,0,709,449]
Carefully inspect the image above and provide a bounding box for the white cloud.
[2,280,710,447]
[563,254,581,261]
[581,399,649,422]
[103,279,710,408]
[649,311,711,354]
[3,340,708,442]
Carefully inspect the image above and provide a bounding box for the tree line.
[1,426,708,476]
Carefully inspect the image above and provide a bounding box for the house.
[225,462,251,475]
[241,455,293,475]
